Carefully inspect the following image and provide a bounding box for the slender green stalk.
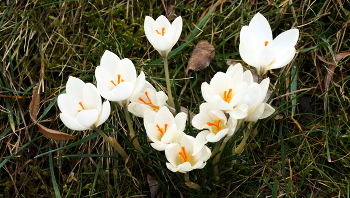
[93,127,128,160]
[184,172,200,190]
[123,105,144,153]
[232,125,252,155]
[162,55,175,109]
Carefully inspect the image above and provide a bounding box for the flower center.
[264,41,269,46]
[223,89,233,103]
[178,147,191,163]
[155,27,166,36]
[110,74,124,86]
[138,91,160,111]
[206,119,222,134]
[156,124,168,136]
[78,102,85,112]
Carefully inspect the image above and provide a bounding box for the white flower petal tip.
[165,135,211,173]
[95,50,145,102]
[192,103,237,142]
[57,78,109,131]
[200,64,248,113]
[128,83,168,117]
[144,15,183,56]
[239,13,299,74]
[143,106,187,151]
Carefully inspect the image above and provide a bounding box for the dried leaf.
[147,174,162,198]
[37,123,75,140]
[185,40,215,75]
[324,51,350,92]
[30,84,75,141]
[29,84,40,121]
[166,4,176,21]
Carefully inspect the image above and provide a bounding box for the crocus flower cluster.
[192,63,275,142]
[56,12,298,178]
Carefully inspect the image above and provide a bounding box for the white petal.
[239,43,259,67]
[229,104,249,119]
[154,106,175,126]
[100,50,120,75]
[249,13,273,44]
[172,16,183,45]
[272,29,299,52]
[212,95,231,110]
[60,113,86,131]
[57,94,80,117]
[201,82,212,103]
[96,79,117,101]
[130,71,146,99]
[116,58,137,83]
[245,103,265,121]
[83,83,101,112]
[243,70,254,85]
[252,46,276,69]
[177,162,193,173]
[144,109,156,127]
[152,35,173,52]
[175,112,187,131]
[76,109,99,128]
[165,143,182,167]
[154,15,171,31]
[206,128,228,142]
[66,76,85,102]
[110,82,134,101]
[95,100,110,127]
[259,103,275,119]
[270,47,296,69]
[128,103,147,117]
[151,141,168,151]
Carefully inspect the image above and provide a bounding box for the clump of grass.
[1,0,349,197]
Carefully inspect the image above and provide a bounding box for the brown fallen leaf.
[29,84,75,141]
[185,40,215,75]
[166,4,176,21]
[147,174,162,198]
[324,51,350,93]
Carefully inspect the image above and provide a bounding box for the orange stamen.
[117,74,122,84]
[110,80,117,86]
[207,120,222,134]
[264,41,269,46]
[78,102,85,112]
[138,92,160,111]
[156,124,168,136]
[111,74,124,86]
[155,27,166,36]
[223,89,233,103]
[178,147,190,162]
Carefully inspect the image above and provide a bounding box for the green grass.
[1,0,350,197]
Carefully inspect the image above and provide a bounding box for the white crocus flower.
[95,50,145,103]
[201,63,248,119]
[144,106,187,151]
[239,13,299,75]
[192,103,237,142]
[165,134,211,173]
[128,81,168,117]
[57,76,110,131]
[144,15,182,56]
[234,71,275,121]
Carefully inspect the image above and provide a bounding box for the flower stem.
[184,172,200,190]
[162,55,175,109]
[123,105,144,154]
[232,124,252,155]
[93,127,128,160]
